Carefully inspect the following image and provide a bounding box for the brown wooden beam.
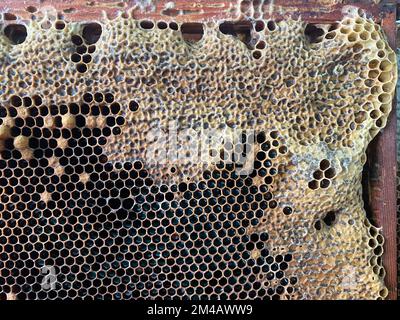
[0,0,393,24]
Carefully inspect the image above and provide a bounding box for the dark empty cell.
[4,24,27,45]
[10,95,22,107]
[320,179,330,189]
[75,115,86,127]
[10,126,21,137]
[82,54,92,64]
[254,20,265,32]
[77,63,88,73]
[157,21,168,29]
[50,105,59,115]
[268,149,277,159]
[71,35,83,46]
[94,92,103,103]
[59,104,68,115]
[88,45,96,54]
[129,100,139,112]
[181,23,204,42]
[55,21,66,30]
[39,106,48,117]
[324,167,336,179]
[252,50,262,59]
[256,132,266,143]
[313,170,323,180]
[99,104,110,116]
[319,159,330,170]
[269,167,277,176]
[112,127,121,135]
[140,20,154,30]
[264,176,273,185]
[23,96,32,107]
[110,103,120,114]
[267,20,276,31]
[169,22,179,31]
[256,41,266,49]
[308,180,318,190]
[7,107,17,117]
[256,151,266,161]
[283,206,292,215]
[104,93,114,103]
[69,103,80,115]
[14,117,25,127]
[314,220,322,231]
[82,23,102,44]
[82,99,93,111]
[76,45,87,54]
[0,107,7,118]
[278,146,287,154]
[304,24,324,43]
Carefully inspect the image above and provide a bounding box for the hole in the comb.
[304,24,324,43]
[219,21,252,45]
[328,23,339,32]
[314,220,322,231]
[4,24,27,45]
[322,211,337,226]
[181,23,204,43]
[82,23,102,45]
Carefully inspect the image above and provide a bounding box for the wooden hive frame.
[0,0,397,300]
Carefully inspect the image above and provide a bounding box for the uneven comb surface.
[0,6,397,300]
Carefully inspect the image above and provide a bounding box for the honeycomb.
[0,5,397,300]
